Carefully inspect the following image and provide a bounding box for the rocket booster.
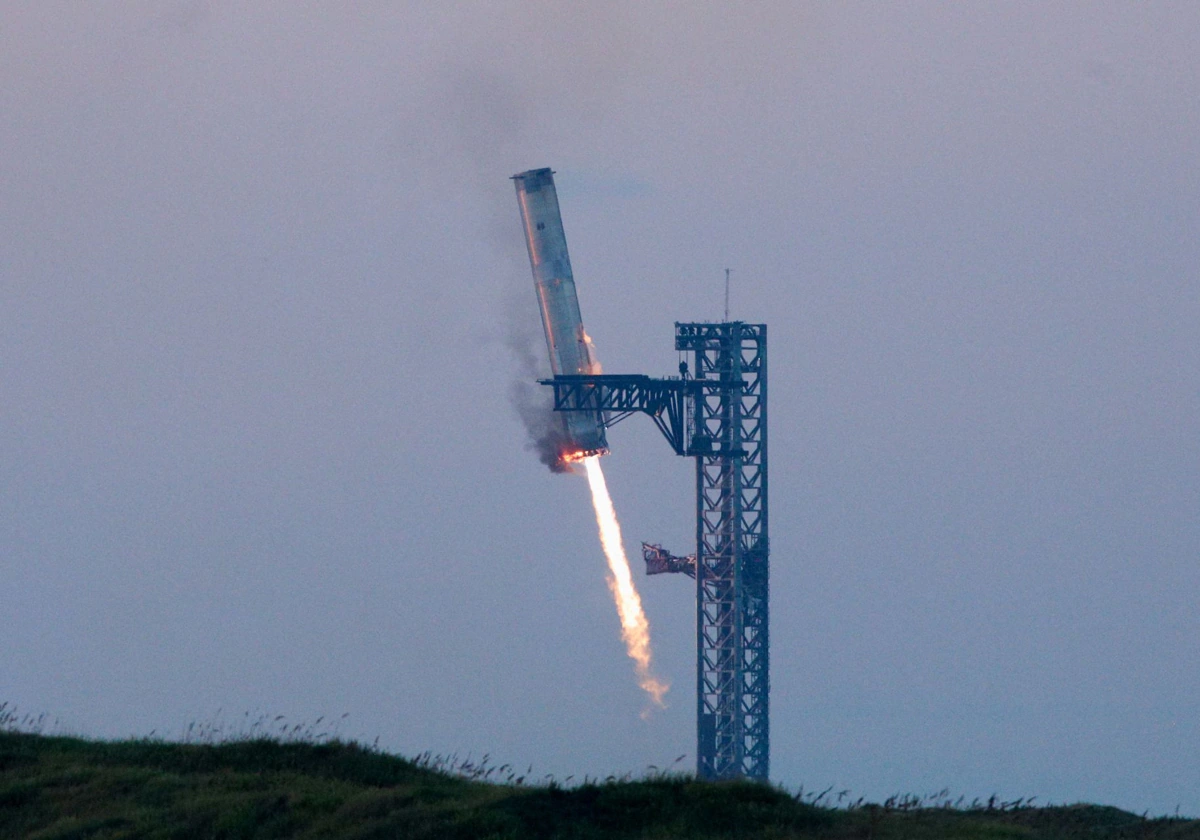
[513,168,608,459]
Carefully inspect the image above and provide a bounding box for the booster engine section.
[513,167,608,460]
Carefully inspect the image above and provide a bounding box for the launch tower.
[514,167,768,781]
[543,323,769,780]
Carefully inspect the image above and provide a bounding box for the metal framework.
[642,543,696,578]
[546,374,689,455]
[542,321,768,780]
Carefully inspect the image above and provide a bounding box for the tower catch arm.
[539,374,690,456]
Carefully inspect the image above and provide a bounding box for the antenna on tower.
[724,268,731,322]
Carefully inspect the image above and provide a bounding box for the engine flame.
[581,455,669,708]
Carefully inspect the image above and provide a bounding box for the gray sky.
[3,1,1198,815]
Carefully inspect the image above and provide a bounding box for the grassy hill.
[1,731,1197,839]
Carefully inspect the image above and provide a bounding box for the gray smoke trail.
[505,299,571,472]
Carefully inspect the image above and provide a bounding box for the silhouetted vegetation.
[1,725,1197,839]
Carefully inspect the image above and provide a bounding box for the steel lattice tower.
[542,321,769,781]
[680,322,768,780]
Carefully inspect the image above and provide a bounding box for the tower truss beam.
[540,374,689,455]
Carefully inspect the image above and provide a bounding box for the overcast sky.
[3,1,1197,816]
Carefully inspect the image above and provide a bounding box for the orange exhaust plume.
[581,455,669,708]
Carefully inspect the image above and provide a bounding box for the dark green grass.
[1,731,1197,839]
